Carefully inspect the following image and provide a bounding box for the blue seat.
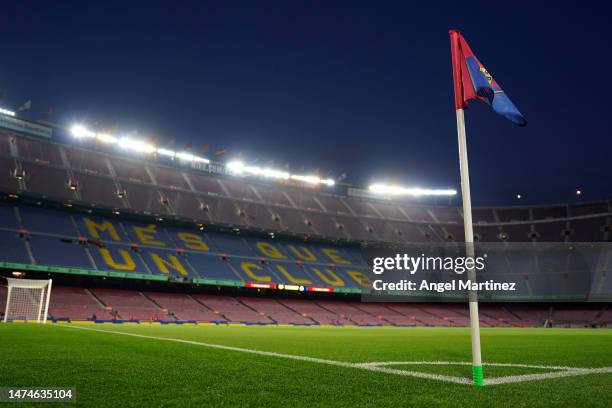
[0,204,18,228]
[0,231,31,264]
[29,235,94,269]
[19,206,78,235]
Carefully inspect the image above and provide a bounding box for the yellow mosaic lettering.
[133,224,165,247]
[150,253,189,276]
[241,262,271,282]
[287,245,317,262]
[99,248,135,271]
[176,232,210,251]
[321,248,351,264]
[275,264,311,285]
[311,267,344,287]
[84,218,120,241]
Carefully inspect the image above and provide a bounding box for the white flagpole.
[455,107,484,386]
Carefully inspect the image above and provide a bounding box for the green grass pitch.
[1,323,610,407]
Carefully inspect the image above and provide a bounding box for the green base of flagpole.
[472,365,484,387]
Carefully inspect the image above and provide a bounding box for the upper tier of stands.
[0,130,610,244]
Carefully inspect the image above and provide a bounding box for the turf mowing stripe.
[60,325,612,386]
[61,325,471,385]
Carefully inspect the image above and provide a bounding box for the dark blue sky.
[1,1,610,206]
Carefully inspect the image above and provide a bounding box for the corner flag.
[449,30,526,387]
[449,30,526,126]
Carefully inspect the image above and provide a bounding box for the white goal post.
[3,278,52,323]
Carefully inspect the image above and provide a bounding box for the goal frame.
[3,277,52,323]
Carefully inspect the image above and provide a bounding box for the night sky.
[1,1,610,206]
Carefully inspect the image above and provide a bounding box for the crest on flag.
[449,30,526,126]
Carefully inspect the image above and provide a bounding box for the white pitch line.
[61,325,612,386]
[363,361,575,371]
[62,325,470,385]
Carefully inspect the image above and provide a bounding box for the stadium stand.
[348,303,417,326]
[235,297,313,324]
[386,304,451,326]
[193,295,273,324]
[0,129,611,328]
[276,298,352,325]
[90,288,166,321]
[0,283,599,327]
[314,300,383,325]
[1,130,610,245]
[145,292,227,322]
[48,286,111,321]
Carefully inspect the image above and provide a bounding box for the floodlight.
[156,148,176,157]
[368,183,457,197]
[118,137,156,153]
[70,125,95,138]
[0,107,16,117]
[227,161,245,174]
[96,133,118,144]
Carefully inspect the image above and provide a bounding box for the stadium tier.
[0,130,610,245]
[0,203,371,290]
[1,128,611,327]
[40,286,609,327]
[2,203,612,300]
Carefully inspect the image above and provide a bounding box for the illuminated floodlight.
[118,137,156,154]
[227,161,288,179]
[0,108,16,117]
[226,161,245,174]
[258,167,290,180]
[71,125,95,138]
[175,152,209,163]
[290,174,335,186]
[369,183,457,197]
[191,156,209,163]
[228,160,335,186]
[176,152,195,161]
[96,133,118,144]
[70,124,209,163]
[156,148,176,158]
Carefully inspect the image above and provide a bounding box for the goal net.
[3,278,52,323]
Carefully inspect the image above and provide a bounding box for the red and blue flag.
[449,30,526,126]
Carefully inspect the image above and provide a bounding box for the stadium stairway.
[90,288,171,321]
[314,300,383,326]
[144,292,227,323]
[349,303,417,326]
[235,297,315,325]
[276,299,353,325]
[192,295,274,324]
